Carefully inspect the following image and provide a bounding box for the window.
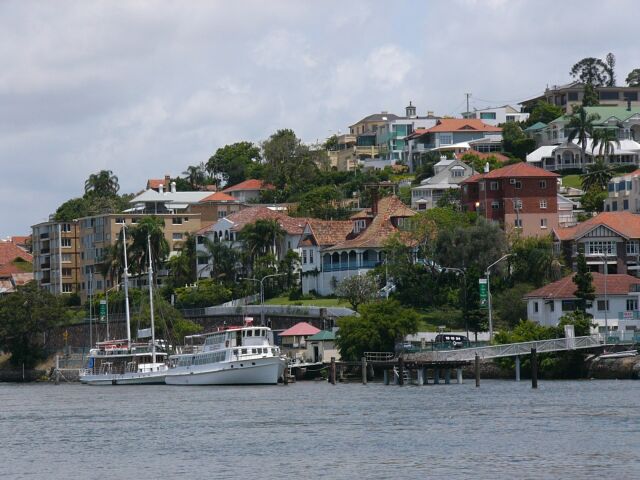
[218,211,227,219]
[197,256,208,265]
[623,92,638,101]
[612,201,618,211]
[61,238,72,247]
[62,283,73,293]
[61,254,71,263]
[115,218,125,224]
[309,249,314,264]
[626,299,638,311]
[539,180,547,189]
[491,201,500,209]
[131,218,138,224]
[490,181,499,191]
[172,217,182,225]
[540,200,547,209]
[480,112,497,120]
[597,300,609,311]
[62,268,72,277]
[549,301,555,312]
[540,218,548,228]
[302,249,307,264]
[506,115,515,122]
[439,134,453,145]
[514,219,523,228]
[568,91,579,101]
[599,91,619,100]
[197,236,204,245]
[585,241,616,255]
[514,180,522,189]
[452,168,465,177]
[61,223,71,232]
[626,241,639,255]
[172,232,183,240]
[479,182,485,191]
[562,300,576,311]
[534,302,539,313]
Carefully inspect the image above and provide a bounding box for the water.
[1,380,639,479]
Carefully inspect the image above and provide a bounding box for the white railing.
[411,335,603,362]
[364,352,395,362]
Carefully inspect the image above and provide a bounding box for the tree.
[557,310,594,337]
[582,83,599,107]
[54,197,90,222]
[591,129,621,164]
[493,283,533,329]
[626,68,640,87]
[511,236,561,287]
[295,185,346,219]
[261,129,319,193]
[239,219,286,268]
[128,217,170,277]
[335,299,420,361]
[501,123,536,160]
[335,274,379,311]
[580,187,607,213]
[199,238,240,283]
[604,52,616,87]
[573,251,595,314]
[131,293,202,344]
[567,107,601,165]
[570,57,610,86]
[461,152,500,173]
[525,101,564,126]
[0,282,70,368]
[323,134,339,151]
[182,164,207,190]
[173,279,233,309]
[580,158,614,191]
[84,170,120,196]
[206,141,261,187]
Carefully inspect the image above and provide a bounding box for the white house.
[411,159,475,210]
[604,168,640,213]
[524,273,640,335]
[462,105,529,126]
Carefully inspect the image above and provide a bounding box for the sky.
[1,0,638,237]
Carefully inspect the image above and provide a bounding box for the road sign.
[99,300,106,323]
[479,278,488,309]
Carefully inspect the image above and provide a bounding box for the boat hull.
[165,357,285,385]
[80,370,167,386]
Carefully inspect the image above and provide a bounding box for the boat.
[164,322,286,385]
[80,231,168,385]
[599,349,638,359]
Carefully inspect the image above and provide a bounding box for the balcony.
[355,146,379,157]
[40,263,51,270]
[322,260,381,272]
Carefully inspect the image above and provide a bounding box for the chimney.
[171,181,176,193]
[405,101,417,118]
[484,162,490,173]
[158,183,164,194]
[165,174,171,185]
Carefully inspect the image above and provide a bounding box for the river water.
[1,379,639,479]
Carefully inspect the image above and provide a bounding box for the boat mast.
[121,225,132,347]
[147,234,157,365]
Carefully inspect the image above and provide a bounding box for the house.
[411,118,502,150]
[188,191,245,223]
[461,105,529,126]
[222,179,274,203]
[146,174,173,192]
[300,195,416,296]
[461,162,560,237]
[553,211,640,276]
[411,159,476,210]
[306,330,339,363]
[0,240,33,294]
[520,81,640,114]
[278,322,321,360]
[604,169,640,213]
[524,273,640,335]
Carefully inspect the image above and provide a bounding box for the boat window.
[271,348,276,355]
[247,330,253,337]
[233,349,238,355]
[241,348,247,354]
[252,348,257,354]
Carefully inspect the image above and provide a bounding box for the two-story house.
[604,169,640,213]
[461,105,529,126]
[221,179,274,203]
[461,163,560,237]
[411,159,476,210]
[553,211,640,276]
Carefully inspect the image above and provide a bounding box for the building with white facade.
[461,105,529,126]
[604,169,640,213]
[411,159,475,210]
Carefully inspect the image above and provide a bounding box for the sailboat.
[80,230,168,385]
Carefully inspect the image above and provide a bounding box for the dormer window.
[354,219,367,234]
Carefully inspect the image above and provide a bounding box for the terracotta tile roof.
[426,118,502,133]
[279,322,321,337]
[222,179,275,193]
[326,196,415,251]
[456,149,511,163]
[461,162,559,184]
[524,273,640,299]
[147,178,164,189]
[223,207,308,235]
[0,241,32,266]
[11,272,33,286]
[195,222,215,235]
[553,211,640,241]
[199,192,237,202]
[0,263,29,277]
[350,209,373,219]
[304,220,354,246]
[10,236,30,246]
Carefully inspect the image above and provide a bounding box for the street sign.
[99,300,106,323]
[479,278,488,309]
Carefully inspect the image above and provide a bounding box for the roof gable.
[280,322,321,337]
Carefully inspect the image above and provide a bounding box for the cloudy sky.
[1,0,637,237]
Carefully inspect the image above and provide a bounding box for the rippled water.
[1,379,639,479]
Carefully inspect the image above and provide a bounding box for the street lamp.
[240,273,287,326]
[597,252,609,343]
[442,267,468,339]
[486,253,513,342]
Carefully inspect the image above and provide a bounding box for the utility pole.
[465,92,472,116]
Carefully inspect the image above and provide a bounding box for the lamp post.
[597,252,609,343]
[241,273,287,326]
[442,267,468,339]
[486,253,513,342]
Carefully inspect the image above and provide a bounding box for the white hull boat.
[165,356,283,385]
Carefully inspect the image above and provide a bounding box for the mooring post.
[475,354,480,388]
[417,367,424,386]
[383,369,389,385]
[531,348,538,389]
[398,357,404,386]
[444,369,451,385]
[456,367,463,385]
[283,368,289,385]
[330,357,336,385]
[434,368,440,385]
[515,355,521,382]
[361,357,367,385]
[55,355,60,386]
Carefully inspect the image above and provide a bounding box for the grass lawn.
[263,296,350,307]
[562,174,582,189]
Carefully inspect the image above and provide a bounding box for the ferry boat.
[80,231,168,385]
[164,324,286,385]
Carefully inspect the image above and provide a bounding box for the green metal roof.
[307,330,336,341]
[552,106,640,125]
[524,121,547,132]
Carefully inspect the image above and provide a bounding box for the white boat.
[164,323,286,385]
[80,231,168,385]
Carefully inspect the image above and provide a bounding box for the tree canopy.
[626,68,640,87]
[570,55,613,86]
[206,141,261,187]
[335,274,379,311]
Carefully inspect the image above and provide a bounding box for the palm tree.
[591,128,621,164]
[239,219,286,267]
[98,241,124,288]
[580,158,614,192]
[182,164,206,190]
[200,238,239,281]
[566,107,600,168]
[84,170,120,196]
[129,217,169,278]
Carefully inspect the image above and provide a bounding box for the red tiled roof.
[326,196,415,250]
[223,207,308,235]
[147,179,164,189]
[199,192,237,202]
[11,272,33,286]
[10,236,30,245]
[0,263,29,277]
[279,322,321,337]
[426,119,502,133]
[462,162,559,184]
[0,241,32,266]
[195,222,215,235]
[554,211,640,241]
[524,273,640,299]
[222,179,275,193]
[350,209,373,219]
[304,220,354,246]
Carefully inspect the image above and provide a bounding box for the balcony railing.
[322,260,381,272]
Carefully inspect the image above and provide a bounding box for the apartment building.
[461,163,560,237]
[604,169,640,213]
[411,159,475,210]
[461,105,529,126]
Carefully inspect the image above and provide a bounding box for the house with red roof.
[278,322,321,359]
[0,240,34,294]
[553,211,640,276]
[222,179,274,203]
[524,273,640,335]
[461,162,561,237]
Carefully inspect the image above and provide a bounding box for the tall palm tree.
[580,158,614,192]
[591,128,621,164]
[84,170,120,196]
[239,219,286,267]
[182,164,206,190]
[200,238,239,281]
[98,241,124,288]
[129,217,169,278]
[566,107,601,167]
